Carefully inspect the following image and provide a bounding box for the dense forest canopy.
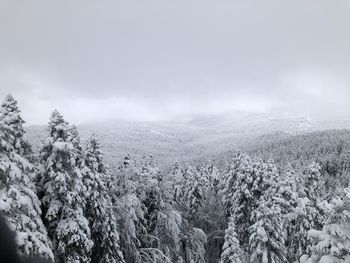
[1,94,350,263]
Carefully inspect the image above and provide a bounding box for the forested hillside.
[26,113,350,169]
[247,130,350,167]
[214,130,350,186]
[2,94,350,263]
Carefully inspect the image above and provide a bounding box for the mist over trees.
[1,94,350,263]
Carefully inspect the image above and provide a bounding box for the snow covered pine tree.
[0,94,53,260]
[300,186,350,263]
[81,135,124,263]
[289,163,327,261]
[220,217,246,263]
[111,154,146,263]
[38,110,93,263]
[248,161,299,263]
[219,154,299,263]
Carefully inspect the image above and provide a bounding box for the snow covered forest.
[1,93,350,263]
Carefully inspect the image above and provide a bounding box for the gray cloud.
[0,0,350,124]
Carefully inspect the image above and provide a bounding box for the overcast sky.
[0,0,350,125]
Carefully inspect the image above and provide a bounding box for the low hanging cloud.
[1,0,350,124]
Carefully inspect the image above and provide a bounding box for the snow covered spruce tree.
[220,154,298,262]
[219,153,268,248]
[173,165,209,262]
[268,168,304,262]
[248,160,302,263]
[200,162,220,194]
[300,186,350,263]
[112,155,185,262]
[111,154,146,263]
[169,162,185,204]
[81,136,124,263]
[288,163,327,261]
[0,94,53,259]
[138,155,165,244]
[182,165,209,222]
[130,155,182,262]
[38,110,93,263]
[191,162,225,262]
[180,226,207,263]
[303,163,327,229]
[220,217,246,263]
[249,161,288,263]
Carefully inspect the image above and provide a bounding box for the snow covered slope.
[26,112,350,167]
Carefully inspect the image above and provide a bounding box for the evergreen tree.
[220,154,294,262]
[0,94,29,155]
[201,162,220,193]
[181,226,207,263]
[112,154,145,263]
[39,110,93,263]
[0,94,53,260]
[220,217,246,263]
[249,201,287,263]
[81,136,124,263]
[248,161,289,263]
[303,163,327,230]
[300,187,350,263]
[198,162,225,262]
[139,156,183,263]
[138,155,162,234]
[288,163,327,261]
[182,165,208,221]
[169,162,185,204]
[219,154,273,248]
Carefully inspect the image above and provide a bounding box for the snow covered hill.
[26,112,350,168]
